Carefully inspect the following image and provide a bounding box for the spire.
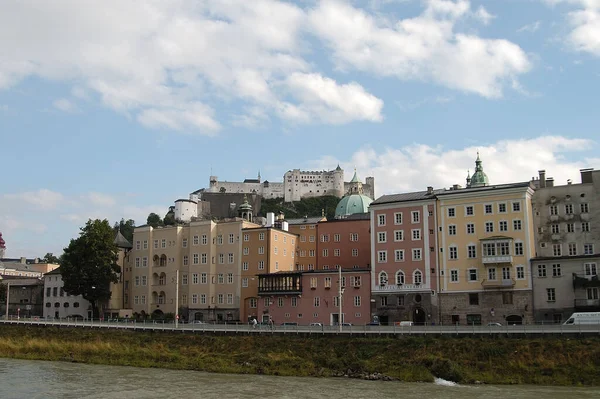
[350,167,360,183]
[469,153,489,187]
[335,164,342,171]
[258,170,261,182]
[466,169,471,186]
[114,230,133,249]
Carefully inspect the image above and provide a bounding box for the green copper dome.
[468,152,489,188]
[335,194,373,218]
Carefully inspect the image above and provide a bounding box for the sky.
[1,0,599,258]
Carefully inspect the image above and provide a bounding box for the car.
[309,322,323,327]
[367,321,380,326]
[281,322,298,326]
[487,322,502,327]
[193,320,206,324]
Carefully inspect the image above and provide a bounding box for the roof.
[371,189,443,205]
[349,169,360,183]
[0,277,44,285]
[44,267,62,275]
[437,181,533,196]
[321,213,370,222]
[531,253,600,262]
[243,179,260,183]
[335,194,373,218]
[114,231,133,249]
[480,235,514,241]
[286,216,326,225]
[175,198,197,203]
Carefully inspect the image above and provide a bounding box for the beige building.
[437,155,536,325]
[287,216,325,272]
[130,218,259,322]
[240,225,297,323]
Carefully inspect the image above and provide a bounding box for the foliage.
[0,282,6,303]
[163,209,176,226]
[112,219,135,243]
[260,195,340,220]
[40,252,60,264]
[60,219,121,319]
[146,213,163,228]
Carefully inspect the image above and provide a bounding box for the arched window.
[63,302,70,308]
[395,270,405,285]
[378,271,388,285]
[413,270,423,285]
[159,273,166,285]
[54,302,60,308]
[160,255,167,267]
[73,302,79,308]
[158,291,166,305]
[153,255,160,267]
[45,302,51,308]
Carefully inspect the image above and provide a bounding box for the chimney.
[427,186,433,195]
[452,184,462,190]
[580,168,593,184]
[20,257,27,264]
[567,179,572,185]
[546,178,554,187]
[266,212,275,227]
[538,170,546,188]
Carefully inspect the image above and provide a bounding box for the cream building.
[437,155,536,325]
[130,217,259,322]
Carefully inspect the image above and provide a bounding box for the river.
[0,358,598,399]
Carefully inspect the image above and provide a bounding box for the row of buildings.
[2,157,598,326]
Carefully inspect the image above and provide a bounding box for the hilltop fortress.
[174,166,375,221]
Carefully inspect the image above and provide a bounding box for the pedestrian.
[252,318,258,329]
[269,317,274,330]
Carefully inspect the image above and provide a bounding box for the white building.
[43,268,91,320]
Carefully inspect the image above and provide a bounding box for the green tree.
[113,218,135,242]
[41,252,60,264]
[60,219,121,320]
[146,212,163,228]
[0,282,6,304]
[163,209,176,226]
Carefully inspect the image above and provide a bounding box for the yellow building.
[437,155,535,325]
[130,217,259,322]
[240,225,297,323]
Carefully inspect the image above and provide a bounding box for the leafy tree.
[163,209,176,226]
[60,219,121,320]
[0,282,6,304]
[41,252,60,264]
[146,212,163,228]
[113,218,135,242]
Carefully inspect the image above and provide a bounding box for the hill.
[259,196,341,220]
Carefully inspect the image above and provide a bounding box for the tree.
[41,252,60,264]
[113,218,135,242]
[60,219,121,320]
[146,212,163,228]
[163,209,176,226]
[0,282,6,304]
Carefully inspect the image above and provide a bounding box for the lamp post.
[89,286,96,323]
[175,270,179,329]
[5,281,10,320]
[338,266,344,333]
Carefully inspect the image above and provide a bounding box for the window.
[354,296,361,307]
[483,243,496,256]
[320,234,329,242]
[584,244,594,255]
[550,205,558,215]
[229,233,235,244]
[192,253,199,265]
[581,203,589,213]
[469,293,479,305]
[448,208,456,217]
[278,298,284,307]
[467,223,475,234]
[448,225,457,235]
[394,271,405,285]
[309,235,315,242]
[551,224,560,234]
[309,250,315,257]
[379,272,388,285]
[322,249,328,257]
[567,223,575,233]
[394,230,404,241]
[217,235,223,245]
[397,295,405,306]
[182,238,188,248]
[587,288,599,300]
[499,221,508,232]
[394,212,403,224]
[352,249,358,257]
[449,246,458,260]
[350,233,358,241]
[450,270,459,282]
[516,266,525,279]
[201,273,207,284]
[378,214,386,226]
[135,257,140,268]
[161,239,166,248]
[154,240,158,249]
[485,222,494,233]
[498,203,507,213]
[468,245,476,258]
[243,234,249,242]
[136,240,141,250]
[412,248,422,261]
[582,222,590,232]
[227,273,234,284]
[378,250,387,263]
[538,264,547,277]
[243,247,249,255]
[201,253,207,264]
[333,249,340,257]
[412,229,421,240]
[141,276,147,286]
[513,220,522,231]
[352,276,362,287]
[182,274,189,285]
[565,204,573,214]
[501,267,511,280]
[258,260,265,270]
[242,278,249,288]
[547,288,556,302]
[512,201,521,212]
[201,234,208,245]
[514,242,523,256]
[228,253,234,263]
[413,270,422,284]
[552,264,562,277]
[249,298,257,308]
[291,297,297,307]
[143,240,148,249]
[585,263,597,276]
[488,267,496,280]
[552,244,562,257]
[412,211,420,223]
[378,232,387,243]
[218,253,224,264]
[218,294,224,304]
[334,234,340,242]
[568,243,577,256]
[258,246,264,255]
[395,249,405,262]
[465,206,474,216]
[314,297,320,307]
[485,204,493,214]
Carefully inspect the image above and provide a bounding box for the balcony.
[481,279,515,289]
[482,255,513,265]
[573,273,600,289]
[257,272,302,296]
[574,298,600,311]
[372,283,429,293]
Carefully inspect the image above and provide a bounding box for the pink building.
[369,187,441,325]
[255,269,371,326]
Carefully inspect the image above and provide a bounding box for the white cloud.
[4,189,65,211]
[546,0,600,55]
[53,98,78,113]
[308,0,531,98]
[517,21,542,33]
[473,6,495,25]
[309,136,598,195]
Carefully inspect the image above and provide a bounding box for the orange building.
[240,225,297,322]
[317,214,371,270]
[287,216,326,272]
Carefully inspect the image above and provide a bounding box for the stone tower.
[0,232,5,258]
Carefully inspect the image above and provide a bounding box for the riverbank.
[0,325,598,386]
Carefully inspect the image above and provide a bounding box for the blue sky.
[1,0,599,257]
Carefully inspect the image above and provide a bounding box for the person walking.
[269,317,274,330]
[252,318,258,329]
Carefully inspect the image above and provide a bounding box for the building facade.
[370,188,441,325]
[317,216,371,271]
[530,168,600,323]
[436,157,536,326]
[287,216,326,272]
[42,269,89,319]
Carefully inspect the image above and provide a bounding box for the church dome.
[335,194,372,218]
[468,152,489,188]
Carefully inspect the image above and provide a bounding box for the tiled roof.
[371,189,443,205]
[437,182,532,196]
[286,217,326,225]
[114,231,133,249]
[44,267,62,275]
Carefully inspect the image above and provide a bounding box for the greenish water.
[0,358,598,399]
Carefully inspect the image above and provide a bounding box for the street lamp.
[4,281,10,320]
[89,286,96,322]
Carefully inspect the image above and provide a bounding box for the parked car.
[309,322,323,327]
[281,322,298,326]
[487,322,502,327]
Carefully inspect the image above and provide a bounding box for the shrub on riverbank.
[0,325,599,386]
